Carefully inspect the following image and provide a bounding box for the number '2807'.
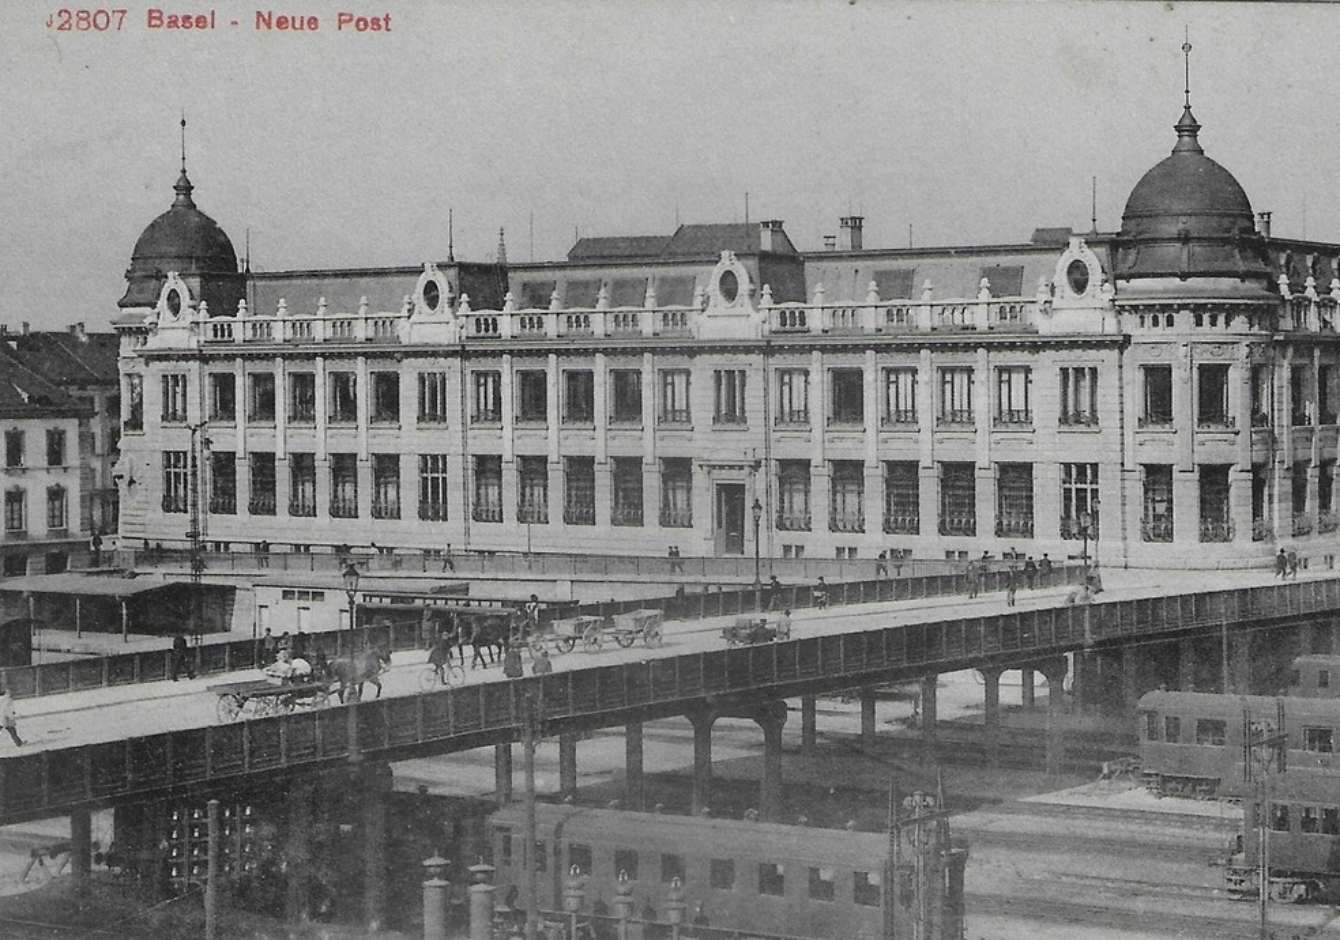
[47,9,128,31]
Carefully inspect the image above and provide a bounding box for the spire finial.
[1182,28,1192,108]
[172,113,196,209]
[180,110,187,174]
[496,227,507,265]
[447,208,455,263]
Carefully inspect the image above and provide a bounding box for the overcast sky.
[1,1,1337,329]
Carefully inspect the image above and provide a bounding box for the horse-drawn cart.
[210,678,332,722]
[529,615,605,655]
[606,608,665,648]
[721,615,791,647]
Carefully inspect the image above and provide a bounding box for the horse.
[465,613,514,669]
[331,647,391,703]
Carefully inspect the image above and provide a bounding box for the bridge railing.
[0,566,1083,701]
[4,575,1337,822]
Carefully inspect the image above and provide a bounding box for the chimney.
[20,322,29,335]
[1257,211,1272,239]
[839,216,864,251]
[823,234,837,252]
[758,220,786,253]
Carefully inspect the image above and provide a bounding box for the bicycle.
[418,660,466,691]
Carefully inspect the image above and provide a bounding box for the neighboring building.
[111,90,1340,568]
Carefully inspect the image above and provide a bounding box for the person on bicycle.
[428,631,457,682]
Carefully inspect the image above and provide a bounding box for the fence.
[2,576,1337,823]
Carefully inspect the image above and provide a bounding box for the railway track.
[989,799,1239,831]
[967,890,1279,939]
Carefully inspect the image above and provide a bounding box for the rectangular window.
[612,457,643,526]
[371,372,400,423]
[661,854,685,884]
[45,486,66,530]
[1142,465,1174,542]
[610,369,642,424]
[1199,465,1231,542]
[516,370,548,422]
[995,366,1032,425]
[1059,366,1099,426]
[1197,364,1231,428]
[289,453,316,517]
[938,367,973,425]
[1302,807,1320,834]
[777,460,811,531]
[372,454,400,519]
[658,370,691,425]
[1293,461,1311,526]
[417,372,449,424]
[884,461,919,534]
[1292,365,1312,426]
[3,431,21,469]
[329,453,358,518]
[1324,808,1340,836]
[568,844,592,876]
[472,455,503,522]
[1060,463,1099,540]
[162,451,188,513]
[1271,804,1290,832]
[1251,364,1272,427]
[209,452,236,514]
[125,374,144,431]
[287,373,316,423]
[1141,365,1173,427]
[1195,718,1227,746]
[4,489,24,532]
[1164,716,1181,743]
[208,373,236,422]
[564,456,595,525]
[709,859,735,891]
[883,367,917,426]
[996,463,1034,538]
[776,369,809,425]
[250,452,276,516]
[1144,711,1159,741]
[1322,365,1336,424]
[939,461,976,536]
[161,374,188,423]
[830,461,864,532]
[246,373,275,422]
[563,370,595,423]
[327,372,357,424]
[517,455,548,523]
[757,862,785,897]
[534,841,547,873]
[853,871,881,907]
[45,429,65,467]
[419,454,449,521]
[1305,727,1334,753]
[1321,669,1331,690]
[613,849,639,882]
[829,369,864,425]
[808,867,836,902]
[497,827,512,868]
[713,369,747,424]
[473,371,502,423]
[660,457,692,527]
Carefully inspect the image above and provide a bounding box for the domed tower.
[118,124,243,316]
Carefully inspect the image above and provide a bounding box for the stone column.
[800,696,817,755]
[70,807,91,883]
[920,676,938,763]
[362,765,390,931]
[756,704,787,822]
[559,733,578,800]
[285,781,313,924]
[1227,631,1252,694]
[1019,668,1035,709]
[1039,658,1068,776]
[980,667,1002,768]
[1119,644,1141,714]
[625,722,644,811]
[494,744,513,805]
[860,687,877,752]
[1178,637,1197,692]
[689,710,715,816]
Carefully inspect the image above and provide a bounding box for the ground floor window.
[564,457,595,525]
[473,455,502,522]
[829,461,864,532]
[777,460,810,531]
[660,458,692,527]
[1142,464,1173,542]
[995,463,1033,538]
[612,458,642,526]
[939,462,975,536]
[518,456,548,524]
[884,461,919,534]
[1199,465,1231,542]
[1060,463,1098,540]
[418,454,449,521]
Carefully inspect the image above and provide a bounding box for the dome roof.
[1114,106,1270,287]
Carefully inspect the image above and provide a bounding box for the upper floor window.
[371,372,400,423]
[776,369,809,425]
[45,485,66,530]
[124,374,144,431]
[247,373,276,422]
[610,369,642,424]
[473,371,501,423]
[1321,365,1337,425]
[1250,364,1272,427]
[658,370,690,425]
[327,371,357,424]
[516,370,547,423]
[418,372,449,424]
[1197,364,1231,428]
[1292,364,1313,426]
[882,368,916,426]
[45,429,65,467]
[563,370,595,423]
[208,373,236,422]
[162,451,188,513]
[1059,366,1098,426]
[829,369,863,425]
[1141,365,1173,427]
[4,431,22,469]
[938,367,973,426]
[713,370,746,425]
[995,366,1031,425]
[289,373,316,423]
[161,374,188,423]
[4,489,24,532]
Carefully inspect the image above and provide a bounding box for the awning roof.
[0,575,201,599]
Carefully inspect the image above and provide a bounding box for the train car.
[1138,691,1340,798]
[1228,771,1340,903]
[1288,655,1340,699]
[487,803,967,940]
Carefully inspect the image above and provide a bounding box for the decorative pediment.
[156,272,193,323]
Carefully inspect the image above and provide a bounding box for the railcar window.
[498,827,512,867]
[1320,669,1332,689]
[709,859,735,891]
[1195,719,1226,746]
[1271,805,1290,832]
[1290,669,1302,687]
[808,867,836,902]
[758,862,785,897]
[661,854,685,884]
[1144,712,1158,741]
[854,871,881,907]
[1302,807,1320,834]
[1304,727,1334,753]
[613,849,639,881]
[1323,808,1340,835]
[534,841,547,872]
[1164,716,1181,743]
[569,843,592,875]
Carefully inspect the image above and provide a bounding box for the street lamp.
[751,498,763,606]
[612,870,635,940]
[562,865,586,940]
[342,562,361,650]
[664,876,687,940]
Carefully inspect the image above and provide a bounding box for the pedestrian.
[292,629,307,660]
[0,688,23,747]
[1006,567,1018,607]
[1023,556,1037,590]
[668,545,684,574]
[813,576,829,609]
[441,543,456,573]
[1038,553,1052,579]
[90,531,103,567]
[524,594,541,628]
[875,551,889,579]
[775,608,792,640]
[170,631,195,681]
[966,557,980,599]
[261,628,276,664]
[531,646,553,676]
[502,645,524,679]
[766,574,783,611]
[278,631,291,655]
[256,539,270,568]
[1288,549,1300,579]
[1276,548,1289,579]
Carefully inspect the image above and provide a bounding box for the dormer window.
[1066,259,1090,295]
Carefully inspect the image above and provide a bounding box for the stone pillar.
[860,687,877,752]
[756,704,787,823]
[1178,637,1197,692]
[1039,657,1068,776]
[800,696,817,755]
[362,766,390,931]
[920,676,938,763]
[494,744,513,805]
[1227,631,1252,694]
[689,710,715,816]
[559,733,578,800]
[980,668,1002,768]
[285,781,313,924]
[625,722,644,811]
[70,807,91,883]
[1119,644,1141,714]
[1019,668,1035,709]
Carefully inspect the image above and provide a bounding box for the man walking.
[441,543,456,573]
[170,632,195,681]
[1276,548,1289,579]
[0,688,22,747]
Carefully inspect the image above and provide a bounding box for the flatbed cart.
[529,615,605,655]
[209,678,333,722]
[721,614,791,647]
[606,608,665,648]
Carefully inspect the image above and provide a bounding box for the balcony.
[1058,412,1099,428]
[776,511,811,532]
[995,516,1035,538]
[472,410,502,425]
[882,410,917,428]
[883,513,919,535]
[659,409,691,427]
[1199,519,1233,542]
[1059,517,1099,540]
[612,504,643,527]
[937,410,973,428]
[995,410,1033,428]
[713,413,747,427]
[162,496,187,514]
[775,410,810,427]
[329,496,358,519]
[827,412,864,428]
[517,503,548,525]
[248,494,277,516]
[371,499,400,520]
[1196,414,1236,430]
[1138,415,1174,429]
[472,504,502,523]
[1141,518,1174,543]
[1321,511,1339,534]
[939,515,976,537]
[564,503,596,526]
[209,495,236,515]
[289,498,316,518]
[1252,518,1272,542]
[419,502,448,521]
[659,508,692,528]
[1293,513,1314,537]
[829,513,865,533]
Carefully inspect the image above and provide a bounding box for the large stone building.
[111,95,1340,568]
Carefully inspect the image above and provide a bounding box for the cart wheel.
[614,632,636,649]
[444,663,465,686]
[419,666,443,692]
[645,626,664,648]
[216,695,242,723]
[554,636,574,654]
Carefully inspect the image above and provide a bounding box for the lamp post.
[664,876,687,940]
[612,870,635,940]
[562,865,586,940]
[342,562,361,652]
[751,497,763,609]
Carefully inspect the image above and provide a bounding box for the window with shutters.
[472,371,502,424]
[713,370,747,425]
[418,372,449,424]
[939,462,975,536]
[883,368,917,426]
[1059,366,1099,426]
[938,368,973,426]
[995,367,1032,426]
[776,369,809,425]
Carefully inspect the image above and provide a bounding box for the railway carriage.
[1229,772,1340,903]
[1288,655,1340,699]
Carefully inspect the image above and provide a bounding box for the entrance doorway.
[715,484,745,555]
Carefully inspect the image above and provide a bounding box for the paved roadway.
[2,566,1320,756]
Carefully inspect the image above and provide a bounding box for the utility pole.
[1242,699,1287,940]
[521,684,542,940]
[187,422,209,645]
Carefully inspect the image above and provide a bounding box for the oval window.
[423,280,441,312]
[1066,259,1090,295]
[166,289,182,317]
[719,270,739,303]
